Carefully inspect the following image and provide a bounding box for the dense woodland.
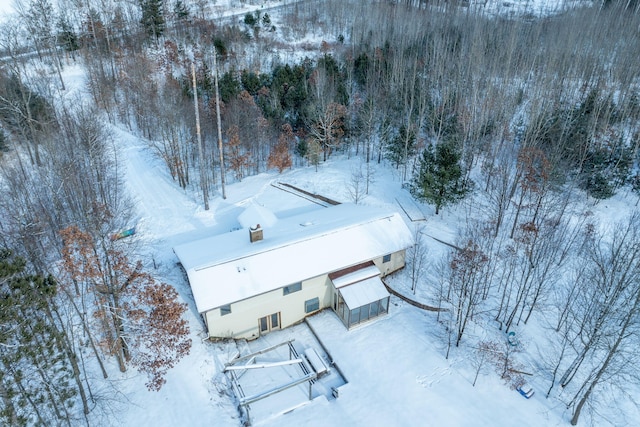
[1,0,640,425]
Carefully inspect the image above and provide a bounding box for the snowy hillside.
[110,116,640,427]
[2,0,640,426]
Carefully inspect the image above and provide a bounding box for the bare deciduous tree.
[407,224,427,294]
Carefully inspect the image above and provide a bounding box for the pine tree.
[140,0,165,39]
[57,17,79,55]
[173,0,189,20]
[385,124,416,170]
[0,129,6,153]
[411,142,468,214]
[0,249,80,426]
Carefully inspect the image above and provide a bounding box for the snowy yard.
[87,72,639,422]
[2,1,638,426]
[112,145,620,426]
[3,62,638,427]
[4,55,636,427]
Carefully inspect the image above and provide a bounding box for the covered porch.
[330,262,390,329]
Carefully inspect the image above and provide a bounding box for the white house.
[173,203,414,340]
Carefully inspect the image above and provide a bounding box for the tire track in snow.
[112,126,212,241]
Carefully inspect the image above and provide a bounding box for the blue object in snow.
[517,384,535,399]
[112,227,136,240]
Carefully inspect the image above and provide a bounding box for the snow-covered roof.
[340,276,389,309]
[237,202,278,229]
[173,204,414,314]
[332,265,380,288]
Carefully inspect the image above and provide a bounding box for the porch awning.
[332,264,379,288]
[339,276,390,309]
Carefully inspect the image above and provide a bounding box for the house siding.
[373,249,406,277]
[205,274,332,340]
[203,249,407,340]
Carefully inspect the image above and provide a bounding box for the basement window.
[220,305,232,316]
[305,297,320,313]
[283,282,302,295]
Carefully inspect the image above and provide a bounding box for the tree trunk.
[61,285,109,379]
[48,303,91,417]
[213,46,227,199]
[570,330,623,425]
[109,298,128,373]
[192,63,209,210]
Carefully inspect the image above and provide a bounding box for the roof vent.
[249,224,263,243]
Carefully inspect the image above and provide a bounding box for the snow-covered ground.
[10,1,636,425]
[115,151,564,426]
[0,0,14,20]
[471,0,591,18]
[113,144,596,427]
[111,142,640,427]
[106,100,637,427]
[47,46,640,426]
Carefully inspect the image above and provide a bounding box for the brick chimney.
[249,224,263,243]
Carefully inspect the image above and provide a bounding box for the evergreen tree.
[57,18,79,54]
[218,71,241,103]
[240,70,262,96]
[353,52,370,88]
[0,129,6,153]
[411,142,468,214]
[140,0,165,39]
[262,13,271,27]
[0,249,80,426]
[385,124,416,170]
[173,0,189,20]
[578,142,632,200]
[316,54,348,106]
[295,138,308,160]
[243,12,257,27]
[213,38,228,58]
[269,61,313,127]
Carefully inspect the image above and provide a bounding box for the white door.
[259,312,280,334]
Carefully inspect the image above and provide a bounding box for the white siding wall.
[373,249,406,277]
[204,274,332,340]
[203,249,406,340]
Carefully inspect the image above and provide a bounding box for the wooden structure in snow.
[225,339,335,425]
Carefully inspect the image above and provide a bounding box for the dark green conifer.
[411,142,469,214]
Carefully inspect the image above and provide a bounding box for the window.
[360,305,370,322]
[370,300,380,317]
[349,308,360,325]
[283,282,302,295]
[305,297,320,313]
[383,253,392,263]
[220,304,231,316]
[380,297,389,313]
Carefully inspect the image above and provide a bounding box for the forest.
[1,0,640,425]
